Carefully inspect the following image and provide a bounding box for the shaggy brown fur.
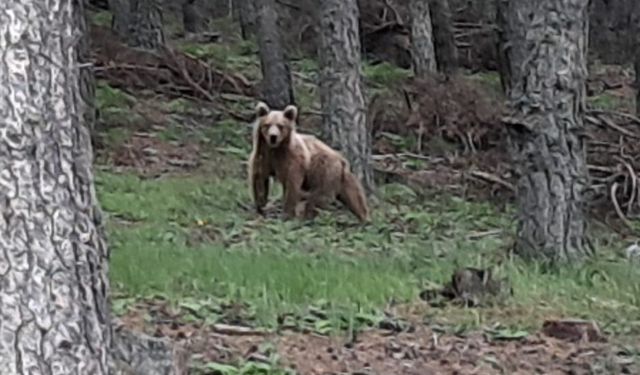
[247,102,370,222]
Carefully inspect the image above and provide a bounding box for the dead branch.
[469,170,515,192]
[611,182,633,229]
[211,324,268,336]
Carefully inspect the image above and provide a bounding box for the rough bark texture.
[429,0,458,74]
[634,9,640,117]
[182,0,201,34]
[495,0,509,94]
[0,0,112,372]
[410,0,437,77]
[501,0,591,263]
[236,0,257,40]
[130,0,165,49]
[255,0,294,109]
[636,53,640,117]
[318,0,374,193]
[108,0,131,39]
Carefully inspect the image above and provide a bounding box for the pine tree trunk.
[237,0,257,39]
[0,1,189,373]
[318,0,374,193]
[108,0,131,39]
[182,0,201,34]
[410,0,437,77]
[636,54,640,117]
[429,0,458,74]
[130,0,165,49]
[495,0,510,94]
[255,0,294,109]
[0,0,112,372]
[501,0,591,263]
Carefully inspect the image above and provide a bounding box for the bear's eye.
[277,124,284,130]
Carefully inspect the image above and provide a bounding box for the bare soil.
[118,301,637,374]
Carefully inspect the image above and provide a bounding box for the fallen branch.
[211,323,268,336]
[469,170,515,192]
[590,113,640,139]
[610,182,633,229]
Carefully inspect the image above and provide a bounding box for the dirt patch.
[117,300,637,374]
[90,24,254,121]
[120,318,637,374]
[104,132,201,176]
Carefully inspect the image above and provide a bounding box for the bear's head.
[255,102,298,148]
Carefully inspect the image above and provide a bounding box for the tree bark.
[0,0,112,372]
[129,0,165,49]
[495,0,510,94]
[636,53,640,117]
[182,0,201,34]
[501,0,591,263]
[429,0,458,74]
[410,0,437,77]
[318,0,374,193]
[255,0,295,109]
[236,0,258,40]
[108,0,131,39]
[0,1,188,373]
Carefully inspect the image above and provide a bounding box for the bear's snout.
[269,134,278,144]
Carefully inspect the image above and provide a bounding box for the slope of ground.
[89,9,640,374]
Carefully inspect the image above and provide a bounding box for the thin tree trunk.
[0,0,112,372]
[109,0,131,39]
[501,0,591,263]
[318,0,374,193]
[237,0,258,39]
[255,0,294,109]
[182,0,201,34]
[429,0,458,74]
[634,7,640,117]
[410,0,437,77]
[636,54,640,117]
[130,0,165,49]
[495,0,510,94]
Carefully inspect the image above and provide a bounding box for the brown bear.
[247,102,370,222]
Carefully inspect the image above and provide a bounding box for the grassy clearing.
[89,9,640,342]
[100,154,640,336]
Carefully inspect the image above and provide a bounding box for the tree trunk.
[318,0,374,193]
[182,0,201,34]
[236,0,258,39]
[0,1,188,373]
[109,0,131,39]
[130,0,165,49]
[255,0,295,109]
[410,0,437,77]
[0,0,112,372]
[495,0,510,94]
[636,53,640,117]
[501,0,591,263]
[633,7,640,117]
[429,0,458,74]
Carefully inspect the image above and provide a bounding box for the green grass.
[362,61,411,90]
[588,92,633,111]
[100,161,640,335]
[89,22,640,339]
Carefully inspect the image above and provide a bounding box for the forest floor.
[89,9,640,375]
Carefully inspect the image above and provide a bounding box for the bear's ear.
[256,102,270,118]
[283,105,298,122]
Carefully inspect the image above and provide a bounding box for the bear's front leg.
[252,172,270,215]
